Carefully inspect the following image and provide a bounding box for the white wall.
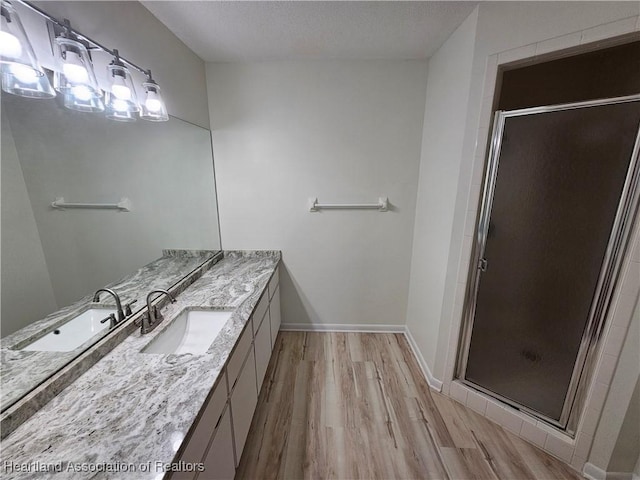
[589,295,639,473]
[610,378,639,472]
[405,8,479,373]
[1,111,58,337]
[21,1,210,128]
[207,60,428,327]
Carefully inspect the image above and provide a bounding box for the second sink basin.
[21,307,116,352]
[142,309,233,355]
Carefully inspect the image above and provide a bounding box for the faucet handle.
[124,299,138,316]
[100,313,117,328]
[139,308,161,335]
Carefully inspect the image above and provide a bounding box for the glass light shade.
[53,37,101,99]
[105,106,136,122]
[63,86,105,112]
[0,2,45,84]
[2,64,55,98]
[140,81,168,122]
[105,63,138,121]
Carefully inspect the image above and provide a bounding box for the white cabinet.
[171,375,232,480]
[230,347,258,466]
[200,405,235,480]
[254,310,271,393]
[269,284,281,347]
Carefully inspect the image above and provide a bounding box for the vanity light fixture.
[0,0,170,122]
[140,70,168,122]
[0,0,54,97]
[105,50,139,122]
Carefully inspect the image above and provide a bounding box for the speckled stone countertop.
[0,251,280,479]
[1,251,218,410]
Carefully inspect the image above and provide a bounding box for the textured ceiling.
[141,1,479,62]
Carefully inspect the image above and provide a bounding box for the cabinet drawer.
[199,405,235,480]
[230,348,258,466]
[268,268,279,300]
[253,292,269,334]
[227,322,253,390]
[269,285,281,348]
[172,373,228,479]
[254,310,272,394]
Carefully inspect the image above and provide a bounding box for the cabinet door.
[171,375,228,480]
[230,348,258,466]
[199,405,235,480]
[269,285,281,348]
[254,310,272,394]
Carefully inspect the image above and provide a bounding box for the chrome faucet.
[93,288,125,324]
[141,289,176,334]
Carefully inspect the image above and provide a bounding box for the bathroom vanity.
[170,253,281,480]
[1,251,220,411]
[0,250,281,480]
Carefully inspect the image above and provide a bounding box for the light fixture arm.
[145,69,158,85]
[14,0,150,77]
[61,18,72,38]
[111,49,123,66]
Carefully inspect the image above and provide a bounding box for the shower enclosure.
[457,94,640,432]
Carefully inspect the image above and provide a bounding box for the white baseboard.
[403,326,443,392]
[584,462,607,480]
[280,323,405,333]
[279,323,443,392]
[584,463,636,480]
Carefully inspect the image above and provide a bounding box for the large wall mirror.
[1,89,222,410]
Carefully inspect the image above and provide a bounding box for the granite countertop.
[0,251,281,479]
[1,251,218,410]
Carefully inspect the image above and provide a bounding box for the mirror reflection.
[1,90,221,409]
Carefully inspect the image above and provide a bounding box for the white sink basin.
[22,307,116,352]
[142,309,232,355]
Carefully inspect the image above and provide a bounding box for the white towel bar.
[308,197,388,212]
[51,197,132,212]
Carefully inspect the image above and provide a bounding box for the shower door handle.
[479,258,488,272]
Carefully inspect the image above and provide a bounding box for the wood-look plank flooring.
[236,332,582,480]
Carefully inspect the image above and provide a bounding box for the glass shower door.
[460,97,640,426]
